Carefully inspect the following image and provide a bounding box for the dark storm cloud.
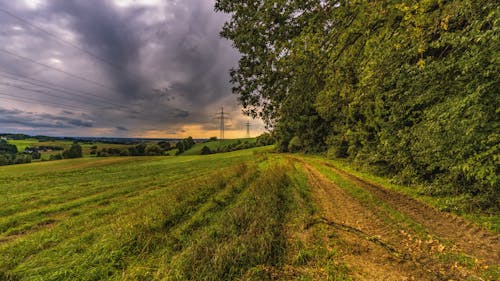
[0,0,248,137]
[47,0,145,97]
[172,109,189,118]
[47,0,239,107]
[0,107,93,128]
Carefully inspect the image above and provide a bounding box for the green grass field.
[7,139,147,159]
[1,147,497,280]
[7,139,40,152]
[0,146,356,280]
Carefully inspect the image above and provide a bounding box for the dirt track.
[297,159,499,281]
[326,163,500,265]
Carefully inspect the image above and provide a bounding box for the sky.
[0,0,264,138]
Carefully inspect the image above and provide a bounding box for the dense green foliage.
[62,143,83,159]
[181,138,255,156]
[97,142,174,157]
[0,140,32,166]
[0,140,18,154]
[216,0,499,209]
[176,136,196,155]
[200,145,213,155]
[256,132,275,146]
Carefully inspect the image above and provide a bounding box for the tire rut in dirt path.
[324,163,500,266]
[301,163,440,281]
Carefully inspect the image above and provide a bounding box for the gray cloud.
[0,0,264,137]
[0,107,93,129]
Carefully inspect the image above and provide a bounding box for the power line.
[0,70,136,111]
[0,83,169,123]
[0,92,94,111]
[0,6,123,70]
[0,81,105,108]
[0,48,118,93]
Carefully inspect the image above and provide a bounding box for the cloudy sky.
[0,0,264,138]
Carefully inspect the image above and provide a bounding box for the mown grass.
[0,147,268,280]
[0,146,356,280]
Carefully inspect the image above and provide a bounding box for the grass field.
[0,147,498,280]
[7,139,145,159]
[7,139,40,152]
[181,138,256,156]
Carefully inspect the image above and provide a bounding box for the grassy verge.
[299,154,500,233]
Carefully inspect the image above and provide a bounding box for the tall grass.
[164,164,289,280]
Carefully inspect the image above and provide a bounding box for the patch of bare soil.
[301,163,485,281]
[325,163,500,266]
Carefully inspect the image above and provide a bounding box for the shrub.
[62,143,82,159]
[200,146,212,155]
[256,133,274,146]
[0,140,17,154]
[145,144,163,156]
[288,136,302,153]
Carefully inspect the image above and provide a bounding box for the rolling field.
[7,139,144,159]
[7,139,40,152]
[0,148,498,280]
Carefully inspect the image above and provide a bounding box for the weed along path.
[292,155,499,280]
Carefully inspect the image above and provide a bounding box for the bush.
[158,141,171,151]
[200,146,212,155]
[62,143,82,159]
[288,136,302,153]
[176,136,196,154]
[31,150,41,160]
[0,140,17,154]
[145,144,163,156]
[50,154,63,160]
[256,133,274,146]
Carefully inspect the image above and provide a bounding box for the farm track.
[301,163,437,280]
[296,158,499,280]
[324,162,500,266]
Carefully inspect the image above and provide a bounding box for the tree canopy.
[216,0,499,209]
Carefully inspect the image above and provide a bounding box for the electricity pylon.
[245,120,251,138]
[214,106,230,140]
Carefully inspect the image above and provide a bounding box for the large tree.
[216,0,499,208]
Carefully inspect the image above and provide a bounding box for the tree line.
[0,140,82,165]
[0,140,32,165]
[215,0,498,209]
